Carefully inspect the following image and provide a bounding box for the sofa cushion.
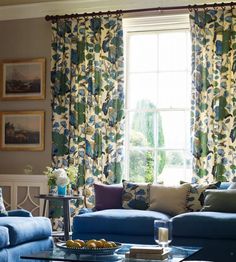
[184,182,220,212]
[73,209,171,237]
[228,182,236,189]
[0,216,52,246]
[122,181,150,210]
[0,226,9,248]
[0,188,7,216]
[201,190,236,212]
[172,212,236,240]
[94,183,123,210]
[219,182,231,190]
[149,184,190,216]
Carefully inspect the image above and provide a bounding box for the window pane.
[125,27,191,185]
[158,72,188,108]
[158,32,187,71]
[185,152,193,183]
[128,73,157,110]
[129,34,157,72]
[158,111,186,149]
[129,112,156,148]
[186,111,191,151]
[157,150,185,185]
[129,149,154,183]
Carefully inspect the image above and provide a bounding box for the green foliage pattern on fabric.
[190,8,236,183]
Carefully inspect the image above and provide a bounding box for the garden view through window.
[124,26,191,185]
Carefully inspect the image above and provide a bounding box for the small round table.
[35,194,80,241]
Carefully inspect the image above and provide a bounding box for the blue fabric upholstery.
[0,216,52,246]
[5,237,53,262]
[0,249,7,262]
[172,211,236,239]
[0,226,9,248]
[0,209,53,261]
[73,233,155,244]
[73,209,171,243]
[73,182,236,249]
[218,182,231,190]
[8,209,32,217]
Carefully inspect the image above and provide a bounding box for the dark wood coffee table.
[21,244,201,261]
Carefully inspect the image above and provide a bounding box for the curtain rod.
[45,1,236,21]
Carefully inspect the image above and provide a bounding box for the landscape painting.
[0,111,44,151]
[0,58,45,100]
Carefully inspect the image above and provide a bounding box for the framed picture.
[0,58,46,100]
[0,111,45,151]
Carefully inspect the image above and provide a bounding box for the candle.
[158,227,168,243]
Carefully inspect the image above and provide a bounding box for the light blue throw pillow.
[0,188,7,216]
[228,182,236,189]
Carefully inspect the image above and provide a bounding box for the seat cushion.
[172,212,236,239]
[73,209,171,237]
[0,216,52,246]
[0,226,9,248]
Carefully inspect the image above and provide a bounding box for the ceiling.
[0,0,232,7]
[0,0,233,20]
[0,0,61,6]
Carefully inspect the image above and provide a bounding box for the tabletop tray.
[56,242,122,255]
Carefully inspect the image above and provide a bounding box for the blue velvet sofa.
[72,182,236,251]
[0,209,53,262]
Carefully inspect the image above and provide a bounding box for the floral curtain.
[51,15,124,208]
[190,7,236,183]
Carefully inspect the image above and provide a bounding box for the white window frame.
[123,14,191,184]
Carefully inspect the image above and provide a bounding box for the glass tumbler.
[154,219,172,248]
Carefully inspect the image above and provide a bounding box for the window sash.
[124,15,191,184]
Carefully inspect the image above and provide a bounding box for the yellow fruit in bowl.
[85,239,97,248]
[86,242,97,249]
[73,242,82,248]
[103,241,113,248]
[74,239,85,247]
[99,239,107,246]
[66,240,75,247]
[86,239,96,245]
[95,240,104,248]
[109,241,117,247]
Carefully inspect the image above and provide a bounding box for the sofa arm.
[8,209,32,217]
[79,208,95,215]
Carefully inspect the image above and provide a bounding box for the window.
[123,15,191,185]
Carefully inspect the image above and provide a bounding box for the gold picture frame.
[0,58,46,100]
[0,111,45,151]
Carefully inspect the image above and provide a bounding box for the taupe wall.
[0,17,51,174]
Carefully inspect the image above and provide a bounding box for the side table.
[35,194,80,241]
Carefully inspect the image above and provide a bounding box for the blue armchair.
[0,209,53,262]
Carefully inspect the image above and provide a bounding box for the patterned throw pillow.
[122,180,150,210]
[183,182,221,212]
[0,188,7,216]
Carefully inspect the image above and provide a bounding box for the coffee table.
[21,244,201,261]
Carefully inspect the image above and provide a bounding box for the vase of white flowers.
[43,166,77,196]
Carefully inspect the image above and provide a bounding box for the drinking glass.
[154,219,172,248]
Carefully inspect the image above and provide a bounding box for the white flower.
[56,174,70,186]
[53,168,67,178]
[44,166,78,187]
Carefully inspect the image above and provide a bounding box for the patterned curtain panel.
[190,8,236,183]
[51,15,124,208]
